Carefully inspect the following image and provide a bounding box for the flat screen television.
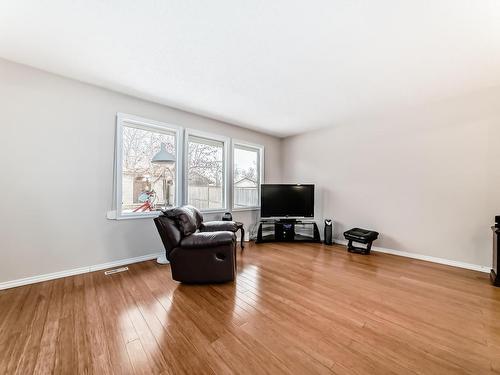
[260,184,314,218]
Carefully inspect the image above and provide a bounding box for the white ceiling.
[1,1,499,137]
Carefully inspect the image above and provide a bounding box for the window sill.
[107,210,161,220]
[107,206,261,220]
[107,209,229,220]
[199,209,228,215]
[232,207,260,212]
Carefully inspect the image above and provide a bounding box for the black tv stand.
[277,218,299,223]
[256,219,321,243]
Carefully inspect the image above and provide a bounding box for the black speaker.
[324,219,333,245]
[222,212,233,221]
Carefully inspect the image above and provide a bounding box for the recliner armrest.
[179,231,235,249]
[200,221,238,232]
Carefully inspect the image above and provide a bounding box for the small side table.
[235,222,245,249]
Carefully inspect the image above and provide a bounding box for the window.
[115,113,181,219]
[113,114,264,219]
[233,142,263,209]
[186,132,228,210]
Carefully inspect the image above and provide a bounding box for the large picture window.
[232,142,263,209]
[115,113,181,219]
[186,132,227,210]
[113,114,263,219]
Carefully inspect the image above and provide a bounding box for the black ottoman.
[343,228,379,255]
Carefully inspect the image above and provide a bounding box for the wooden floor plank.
[0,242,499,374]
[92,271,136,374]
[32,278,65,375]
[0,284,43,373]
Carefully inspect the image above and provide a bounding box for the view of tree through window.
[187,135,224,209]
[233,145,260,208]
[121,124,176,213]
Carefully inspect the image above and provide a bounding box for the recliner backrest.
[154,215,182,258]
[163,205,203,236]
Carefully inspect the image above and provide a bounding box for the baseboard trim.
[334,238,491,273]
[0,252,163,290]
[88,252,164,272]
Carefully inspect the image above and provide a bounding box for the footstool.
[343,228,379,255]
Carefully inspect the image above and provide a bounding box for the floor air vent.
[104,266,129,275]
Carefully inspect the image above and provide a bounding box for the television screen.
[261,184,314,218]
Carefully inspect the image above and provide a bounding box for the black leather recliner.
[154,205,237,283]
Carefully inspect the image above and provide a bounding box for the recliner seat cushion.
[180,231,235,249]
[164,205,203,236]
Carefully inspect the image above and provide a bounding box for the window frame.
[231,140,264,211]
[111,113,265,220]
[114,113,183,220]
[184,128,230,213]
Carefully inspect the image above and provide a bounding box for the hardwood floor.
[1,242,499,374]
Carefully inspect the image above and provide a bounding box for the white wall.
[282,87,500,268]
[0,59,281,283]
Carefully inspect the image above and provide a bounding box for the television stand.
[256,219,321,243]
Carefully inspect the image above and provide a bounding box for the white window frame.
[184,128,230,213]
[231,140,264,211]
[113,113,183,220]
